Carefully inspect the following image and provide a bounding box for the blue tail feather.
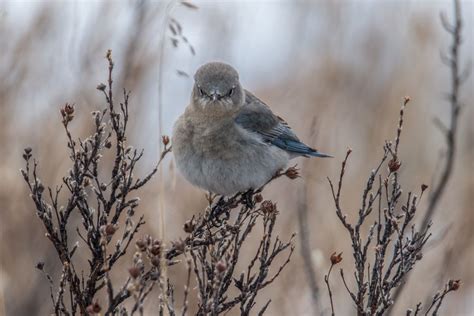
[271,138,333,158]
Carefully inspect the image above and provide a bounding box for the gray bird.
[172,62,332,196]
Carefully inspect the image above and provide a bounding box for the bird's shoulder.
[235,90,299,141]
[236,90,280,129]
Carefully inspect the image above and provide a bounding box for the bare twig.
[324,95,458,314]
[324,252,342,316]
[389,0,467,311]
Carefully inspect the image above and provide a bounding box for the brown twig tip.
[421,184,429,192]
[388,157,401,172]
[96,83,106,91]
[128,267,141,279]
[347,147,353,154]
[135,238,147,252]
[254,193,263,203]
[63,103,74,115]
[261,200,277,214]
[162,135,170,146]
[171,239,185,253]
[448,279,461,291]
[330,252,343,265]
[22,147,32,161]
[86,301,101,314]
[216,260,227,273]
[106,49,112,60]
[403,96,411,105]
[104,224,117,236]
[183,218,195,233]
[60,103,75,124]
[150,240,162,256]
[35,261,45,271]
[285,165,300,180]
[151,256,160,267]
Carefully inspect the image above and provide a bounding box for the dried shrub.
[324,97,460,315]
[21,51,294,315]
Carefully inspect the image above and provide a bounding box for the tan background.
[0,1,473,315]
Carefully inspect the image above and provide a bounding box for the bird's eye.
[228,88,234,97]
[199,88,205,96]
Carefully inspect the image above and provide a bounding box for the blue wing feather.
[235,91,332,158]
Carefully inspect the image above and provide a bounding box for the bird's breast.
[172,114,289,195]
[190,121,244,159]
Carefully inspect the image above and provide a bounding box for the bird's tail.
[307,149,333,158]
[275,138,333,158]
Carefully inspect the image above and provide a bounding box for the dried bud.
[172,239,185,253]
[404,96,411,104]
[61,103,75,124]
[64,104,74,115]
[86,301,101,314]
[162,135,170,146]
[135,238,147,252]
[415,252,423,260]
[285,166,300,180]
[388,158,401,172]
[23,147,32,160]
[421,184,428,192]
[100,183,107,191]
[347,147,353,154]
[150,242,162,256]
[261,200,276,214]
[330,252,343,265]
[104,141,112,149]
[83,177,90,187]
[35,261,45,271]
[128,266,140,279]
[448,279,461,291]
[105,224,117,236]
[216,260,227,273]
[254,194,263,203]
[96,83,106,91]
[151,255,161,267]
[37,182,45,194]
[183,219,195,233]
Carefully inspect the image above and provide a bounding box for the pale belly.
[173,121,289,195]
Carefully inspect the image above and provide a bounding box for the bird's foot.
[241,189,256,208]
[205,191,219,206]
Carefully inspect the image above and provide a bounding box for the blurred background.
[0,0,472,315]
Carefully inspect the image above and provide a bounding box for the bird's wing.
[235,91,331,157]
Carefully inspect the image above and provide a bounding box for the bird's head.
[192,62,245,113]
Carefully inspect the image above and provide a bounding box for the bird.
[172,62,332,196]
